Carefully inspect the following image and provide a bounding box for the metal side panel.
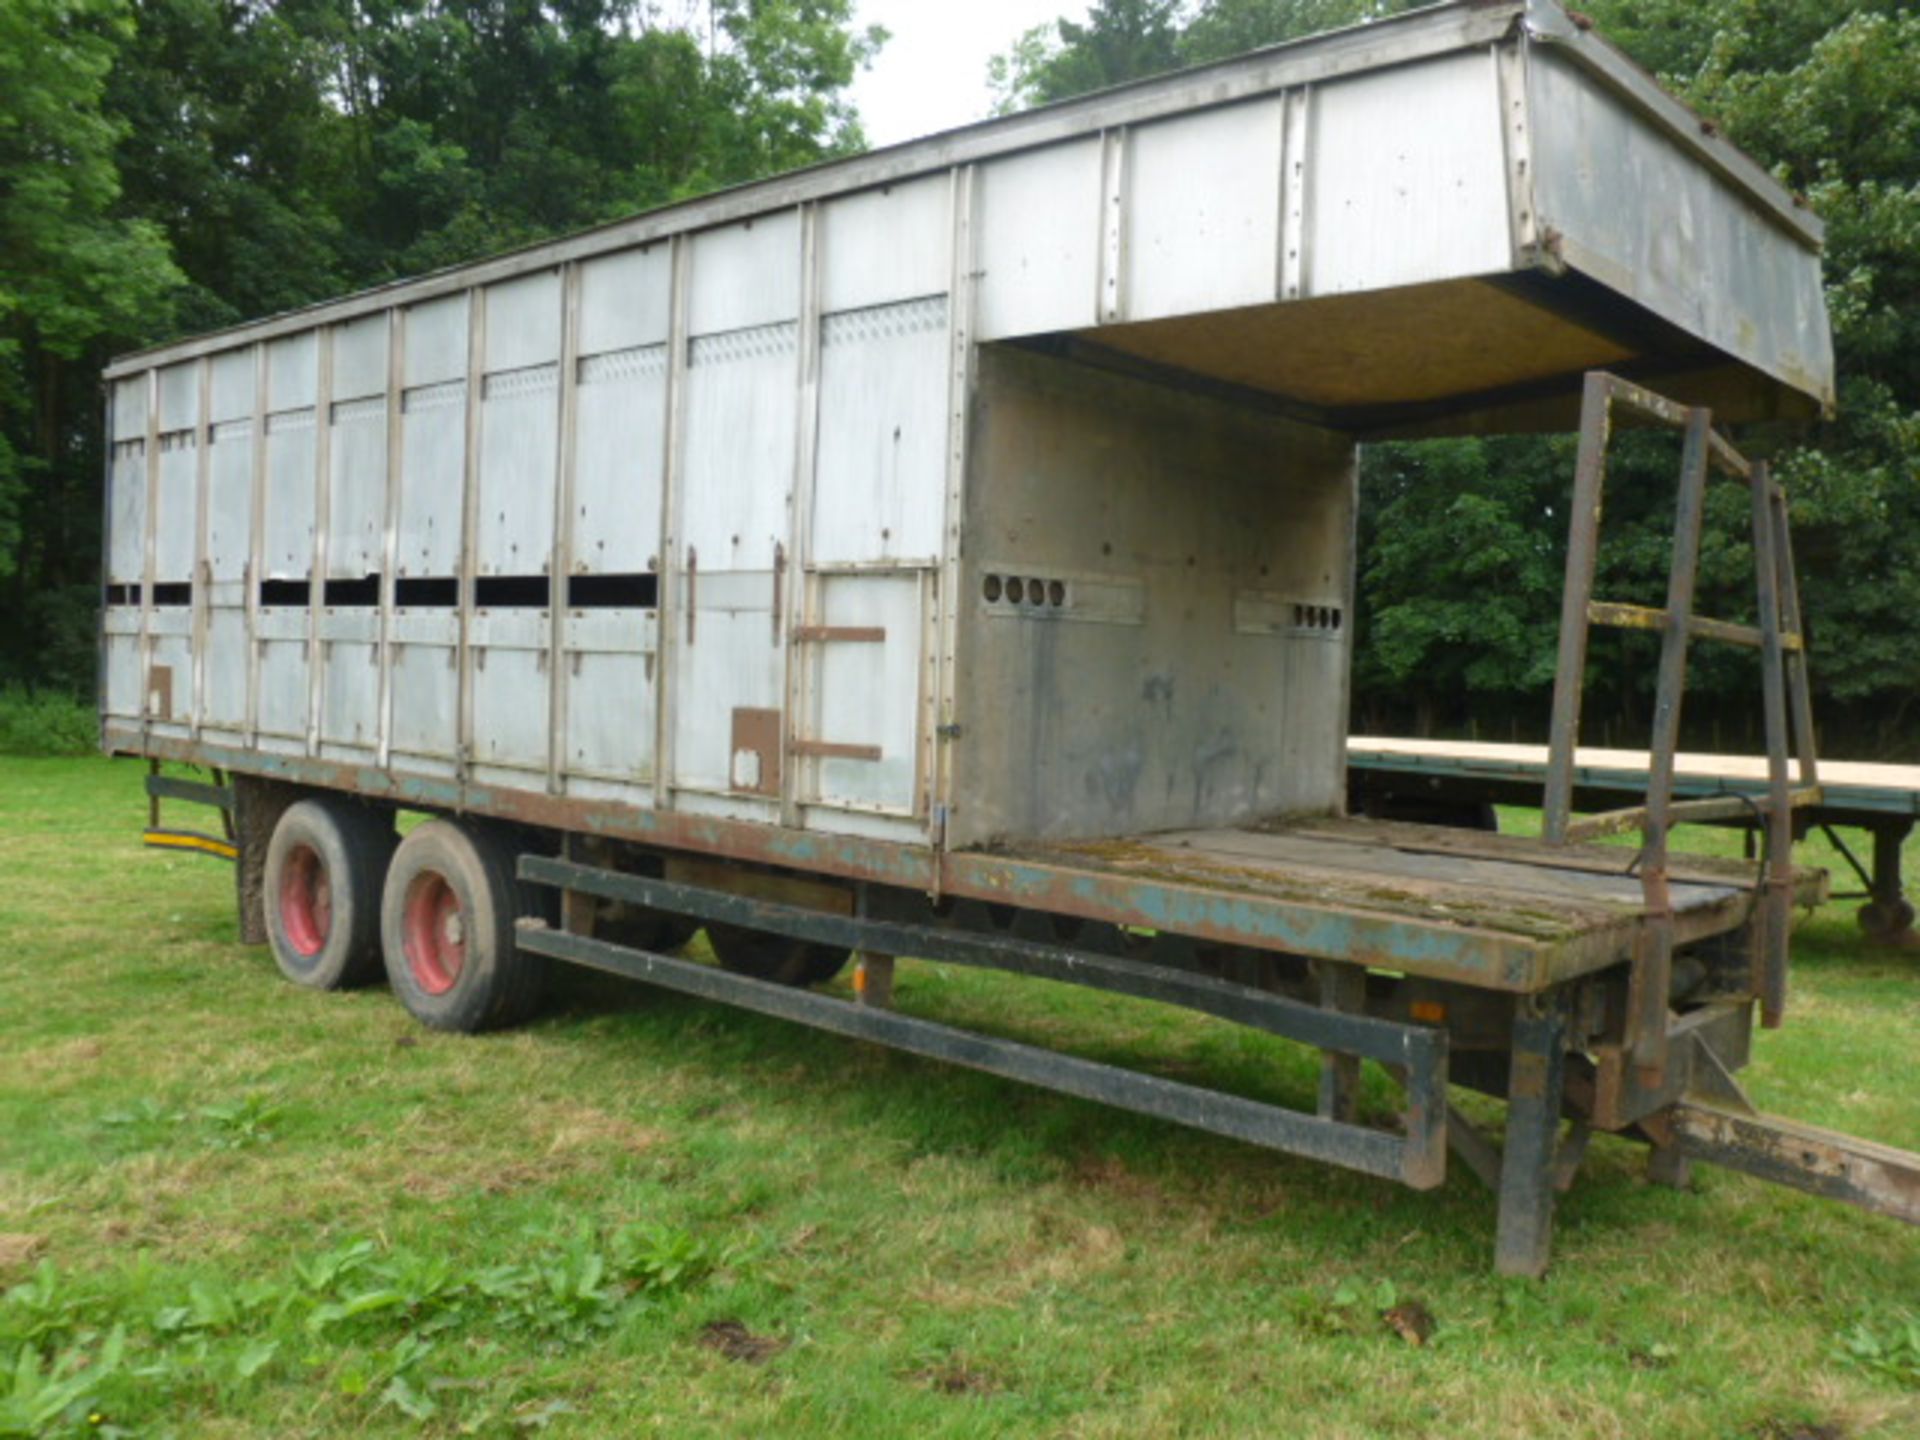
[1305,48,1510,297]
[325,311,391,580]
[262,407,316,580]
[207,416,255,581]
[397,381,465,578]
[563,610,658,785]
[267,332,318,412]
[672,577,782,797]
[390,610,459,762]
[811,296,950,566]
[203,607,248,730]
[154,431,198,582]
[318,608,379,756]
[404,293,470,388]
[1527,47,1835,409]
[680,326,798,571]
[688,211,800,338]
[818,172,951,315]
[485,272,562,374]
[327,393,387,580]
[573,344,666,575]
[797,569,928,818]
[949,345,1355,849]
[477,362,558,576]
[976,138,1103,342]
[107,430,146,585]
[577,244,672,357]
[102,610,142,719]
[1123,95,1285,322]
[471,610,550,772]
[255,622,309,740]
[331,311,389,402]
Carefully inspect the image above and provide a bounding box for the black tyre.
[597,900,701,954]
[706,923,850,987]
[263,797,396,990]
[380,818,547,1032]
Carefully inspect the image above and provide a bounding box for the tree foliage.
[0,0,879,694]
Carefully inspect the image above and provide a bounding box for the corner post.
[1495,989,1572,1277]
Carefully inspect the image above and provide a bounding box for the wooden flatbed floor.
[969,814,1825,994]
[1346,737,1917,945]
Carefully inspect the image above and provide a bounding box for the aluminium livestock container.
[100,0,1832,852]
[100,0,1891,1276]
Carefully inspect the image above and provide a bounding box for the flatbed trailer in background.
[1349,740,1920,946]
[105,0,1919,1274]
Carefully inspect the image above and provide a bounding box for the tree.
[0,0,182,690]
[0,0,881,695]
[990,0,1183,113]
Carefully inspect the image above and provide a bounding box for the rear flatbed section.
[960,815,1823,993]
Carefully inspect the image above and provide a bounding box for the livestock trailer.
[101,0,1918,1273]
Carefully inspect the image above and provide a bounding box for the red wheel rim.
[279,843,332,958]
[403,870,465,996]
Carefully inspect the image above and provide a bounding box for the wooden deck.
[988,815,1826,993]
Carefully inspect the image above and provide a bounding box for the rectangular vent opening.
[151,582,193,607]
[259,579,311,607]
[566,572,658,610]
[104,583,142,606]
[323,575,380,607]
[475,575,550,609]
[395,577,458,608]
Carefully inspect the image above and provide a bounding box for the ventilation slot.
[567,572,658,610]
[259,580,311,607]
[323,575,380,607]
[475,575,549,609]
[395,577,458,608]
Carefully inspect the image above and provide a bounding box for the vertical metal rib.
[1628,405,1711,1083]
[1750,461,1793,1026]
[1542,371,1613,843]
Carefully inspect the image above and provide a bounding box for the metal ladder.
[1541,372,1820,1084]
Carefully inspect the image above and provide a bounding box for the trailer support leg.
[1317,962,1366,1123]
[1646,1141,1692,1191]
[1858,819,1916,946]
[230,774,297,946]
[1495,992,1571,1277]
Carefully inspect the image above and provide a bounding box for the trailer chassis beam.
[517,855,1450,1191]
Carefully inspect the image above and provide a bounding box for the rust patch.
[146,664,174,720]
[730,707,781,797]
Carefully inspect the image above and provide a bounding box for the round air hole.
[1005,577,1025,604]
[1048,580,1066,607]
[1027,578,1045,604]
[983,573,1003,603]
[1331,609,1342,630]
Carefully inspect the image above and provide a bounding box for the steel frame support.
[518,854,1451,1190]
[1495,990,1572,1278]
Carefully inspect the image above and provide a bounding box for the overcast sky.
[849,0,1090,147]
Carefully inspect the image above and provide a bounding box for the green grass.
[3,758,1918,1437]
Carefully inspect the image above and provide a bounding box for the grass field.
[3,757,1919,1437]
